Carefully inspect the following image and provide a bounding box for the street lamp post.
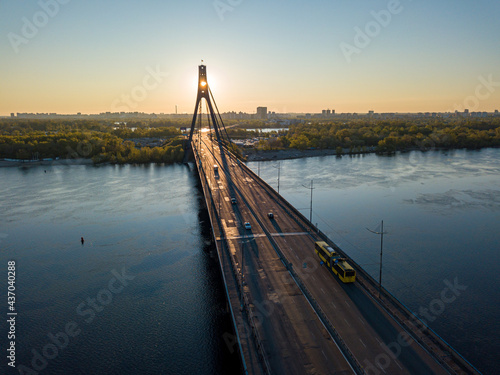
[272,162,281,194]
[218,184,221,217]
[367,220,388,298]
[301,179,315,223]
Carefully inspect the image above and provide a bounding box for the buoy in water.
[81,237,84,244]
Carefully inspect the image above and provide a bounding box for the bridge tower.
[183,63,228,163]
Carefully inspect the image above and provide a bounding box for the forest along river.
[248,147,499,375]
[0,147,498,374]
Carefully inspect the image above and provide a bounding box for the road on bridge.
[196,133,449,375]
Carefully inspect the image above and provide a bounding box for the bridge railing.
[236,155,480,375]
[225,153,365,374]
[193,143,272,375]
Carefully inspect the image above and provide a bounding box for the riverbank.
[243,145,500,162]
[244,147,375,161]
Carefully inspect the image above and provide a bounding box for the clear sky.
[1,0,499,115]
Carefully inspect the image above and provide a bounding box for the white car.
[244,222,251,230]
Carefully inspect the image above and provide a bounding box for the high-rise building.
[257,107,267,119]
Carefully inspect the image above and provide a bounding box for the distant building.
[368,110,374,116]
[256,107,267,119]
[10,113,15,118]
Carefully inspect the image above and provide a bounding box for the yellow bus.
[315,241,356,283]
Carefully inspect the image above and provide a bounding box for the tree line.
[0,119,185,164]
[254,118,500,153]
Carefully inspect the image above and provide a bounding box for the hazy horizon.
[1,0,499,116]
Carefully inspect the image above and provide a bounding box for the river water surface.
[0,164,241,375]
[1,148,499,374]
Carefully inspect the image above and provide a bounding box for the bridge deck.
[193,134,476,375]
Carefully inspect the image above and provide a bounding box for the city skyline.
[1,0,499,116]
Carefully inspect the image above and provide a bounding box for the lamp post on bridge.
[301,179,315,224]
[272,161,280,194]
[218,183,221,218]
[367,220,388,299]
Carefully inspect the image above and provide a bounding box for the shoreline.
[243,145,499,162]
[244,147,375,161]
[0,158,93,168]
[2,146,497,167]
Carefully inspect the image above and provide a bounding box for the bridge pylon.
[183,63,228,163]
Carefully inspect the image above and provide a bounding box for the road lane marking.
[270,232,310,237]
[359,339,367,348]
[358,317,366,326]
[320,287,326,294]
[331,302,337,309]
[322,350,327,359]
[220,231,309,240]
[343,318,351,327]
[344,300,351,307]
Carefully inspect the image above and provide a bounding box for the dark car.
[231,198,237,204]
[268,212,274,219]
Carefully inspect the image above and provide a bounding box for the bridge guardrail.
[194,145,272,375]
[237,154,480,375]
[225,153,365,375]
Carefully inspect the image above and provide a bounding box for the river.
[0,164,241,375]
[0,148,498,374]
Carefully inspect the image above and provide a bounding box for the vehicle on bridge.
[315,241,356,283]
[214,164,219,178]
